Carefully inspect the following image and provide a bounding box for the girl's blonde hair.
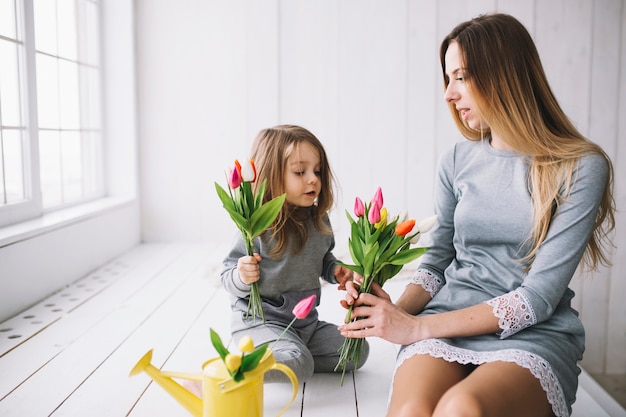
[440,13,615,270]
[250,125,335,257]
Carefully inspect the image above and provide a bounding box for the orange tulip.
[395,219,416,237]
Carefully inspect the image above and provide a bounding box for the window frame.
[0,0,104,228]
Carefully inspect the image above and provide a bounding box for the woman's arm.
[395,282,433,315]
[339,287,500,345]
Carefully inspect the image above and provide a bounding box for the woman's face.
[283,142,322,207]
[444,41,487,131]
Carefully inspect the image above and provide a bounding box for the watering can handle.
[269,363,298,417]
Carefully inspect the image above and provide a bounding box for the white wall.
[135,0,626,374]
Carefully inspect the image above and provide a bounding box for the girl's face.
[283,142,322,207]
[444,41,487,131]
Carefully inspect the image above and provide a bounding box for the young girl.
[340,14,615,417]
[221,124,369,382]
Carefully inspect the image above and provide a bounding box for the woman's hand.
[237,253,262,285]
[338,282,420,345]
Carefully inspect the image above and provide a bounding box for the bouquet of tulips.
[215,158,286,322]
[335,187,436,382]
[211,294,317,381]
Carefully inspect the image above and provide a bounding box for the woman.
[340,13,615,417]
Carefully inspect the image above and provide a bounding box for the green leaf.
[336,261,364,276]
[348,237,364,266]
[249,193,286,237]
[254,180,268,210]
[344,209,357,226]
[387,247,429,265]
[215,182,236,212]
[376,264,403,285]
[377,235,405,265]
[362,241,379,277]
[240,342,269,373]
[242,181,255,218]
[210,328,229,361]
[216,182,252,231]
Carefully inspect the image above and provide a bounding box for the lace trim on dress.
[485,289,537,339]
[409,268,443,298]
[396,339,569,417]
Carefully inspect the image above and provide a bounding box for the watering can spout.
[129,349,203,417]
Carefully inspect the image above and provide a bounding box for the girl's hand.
[338,283,418,345]
[334,265,354,290]
[339,273,364,308]
[237,253,262,285]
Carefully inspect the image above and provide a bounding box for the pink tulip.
[227,164,242,189]
[292,294,317,319]
[368,200,381,224]
[371,187,384,209]
[354,197,365,217]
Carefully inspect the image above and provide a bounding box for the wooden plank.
[353,338,397,416]
[0,243,622,416]
[0,243,179,398]
[0,244,213,417]
[573,369,626,417]
[51,248,222,417]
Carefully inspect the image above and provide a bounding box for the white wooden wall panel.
[606,0,626,374]
[406,0,438,223]
[245,0,280,141]
[335,0,411,228]
[135,0,626,375]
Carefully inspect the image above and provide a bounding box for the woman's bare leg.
[388,356,554,417]
[433,361,554,417]
[387,354,472,417]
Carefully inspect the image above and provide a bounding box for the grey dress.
[399,138,608,417]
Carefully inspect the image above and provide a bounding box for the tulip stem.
[270,317,297,350]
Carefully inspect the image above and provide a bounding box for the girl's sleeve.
[486,154,609,338]
[412,146,458,297]
[321,221,339,284]
[220,235,254,298]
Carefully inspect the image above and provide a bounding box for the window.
[0,0,102,228]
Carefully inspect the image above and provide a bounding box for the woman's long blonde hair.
[440,13,615,270]
[250,125,335,258]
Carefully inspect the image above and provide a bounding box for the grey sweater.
[220,210,339,332]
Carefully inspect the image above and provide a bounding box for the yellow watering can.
[130,349,298,417]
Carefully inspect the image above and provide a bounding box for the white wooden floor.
[1,242,625,417]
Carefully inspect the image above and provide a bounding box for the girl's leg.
[433,361,554,417]
[234,325,315,383]
[387,354,472,417]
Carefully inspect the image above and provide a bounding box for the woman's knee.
[433,390,483,417]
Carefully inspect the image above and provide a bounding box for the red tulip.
[292,294,317,319]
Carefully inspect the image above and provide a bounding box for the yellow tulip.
[225,353,242,372]
[238,336,255,353]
